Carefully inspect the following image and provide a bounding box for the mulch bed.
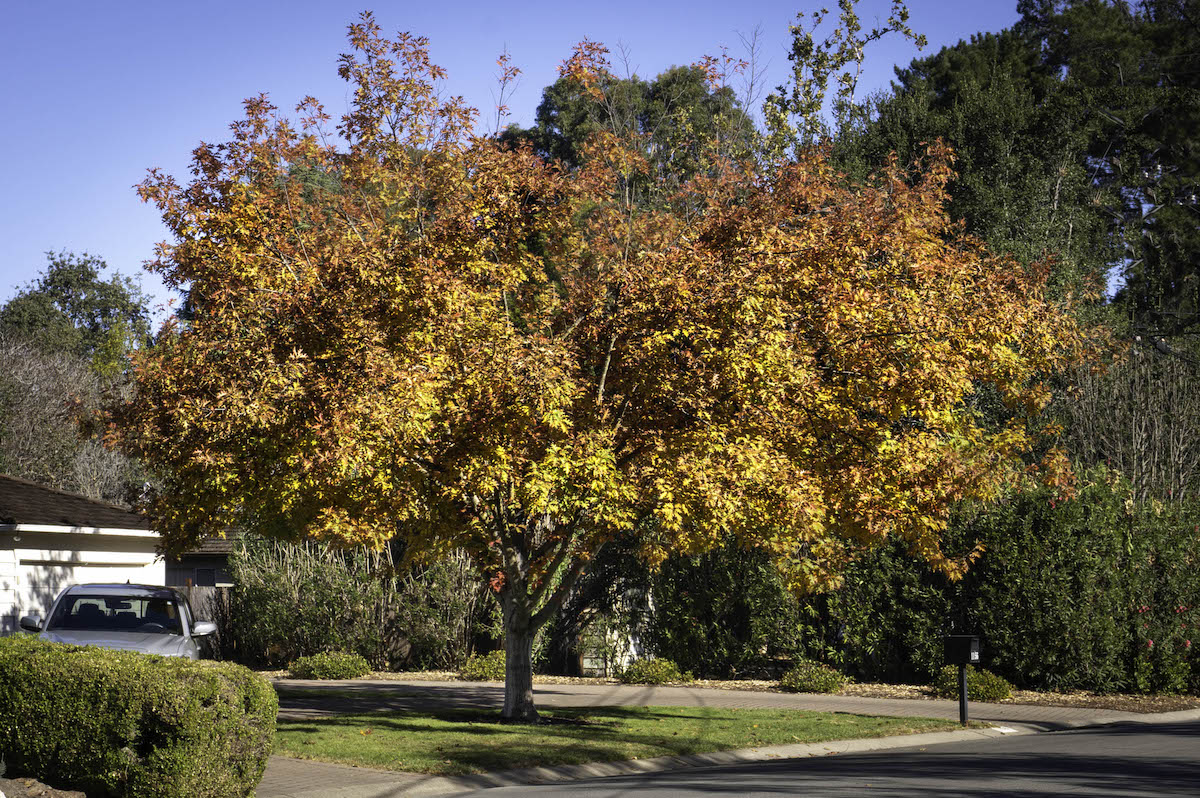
[264,669,1200,714]
[0,777,86,798]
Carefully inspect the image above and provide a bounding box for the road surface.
[449,719,1200,797]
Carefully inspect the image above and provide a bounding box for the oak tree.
[122,14,1086,721]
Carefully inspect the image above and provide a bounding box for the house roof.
[185,535,239,555]
[0,474,150,531]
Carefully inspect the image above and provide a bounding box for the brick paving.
[258,679,1200,798]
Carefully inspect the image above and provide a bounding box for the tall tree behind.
[848,0,1200,335]
[835,27,1114,302]
[0,252,151,502]
[0,336,144,503]
[1019,0,1200,338]
[837,1,1200,498]
[1,251,152,376]
[502,61,756,199]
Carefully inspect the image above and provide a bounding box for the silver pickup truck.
[19,583,217,659]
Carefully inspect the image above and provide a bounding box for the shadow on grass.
[274,705,951,775]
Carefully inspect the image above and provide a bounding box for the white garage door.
[1,533,164,633]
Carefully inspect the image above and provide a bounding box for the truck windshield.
[47,595,183,635]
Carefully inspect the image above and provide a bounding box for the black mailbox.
[945,635,980,665]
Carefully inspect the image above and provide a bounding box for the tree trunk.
[500,589,539,722]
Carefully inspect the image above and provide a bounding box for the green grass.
[274,706,957,776]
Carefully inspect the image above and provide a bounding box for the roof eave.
[0,523,160,539]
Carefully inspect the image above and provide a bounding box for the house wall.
[0,530,164,634]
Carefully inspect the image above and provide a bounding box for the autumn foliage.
[123,14,1087,719]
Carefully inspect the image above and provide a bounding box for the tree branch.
[531,538,602,632]
[597,334,617,403]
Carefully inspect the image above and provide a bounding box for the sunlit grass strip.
[274,705,956,776]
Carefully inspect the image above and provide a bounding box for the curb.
[1052,707,1200,729]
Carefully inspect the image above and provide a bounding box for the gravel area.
[264,669,1200,714]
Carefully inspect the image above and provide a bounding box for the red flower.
[1147,639,1154,649]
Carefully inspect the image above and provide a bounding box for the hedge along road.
[271,678,1180,731]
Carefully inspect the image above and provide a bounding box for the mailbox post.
[944,635,980,726]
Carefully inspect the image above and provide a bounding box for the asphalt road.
[448,720,1200,797]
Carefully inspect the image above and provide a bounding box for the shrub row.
[643,468,1200,694]
[459,650,507,681]
[0,635,276,797]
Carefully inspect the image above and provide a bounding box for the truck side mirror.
[191,620,218,637]
[19,615,42,633]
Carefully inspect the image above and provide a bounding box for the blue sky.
[1,1,1021,321]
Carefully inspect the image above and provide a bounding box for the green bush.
[810,538,954,684]
[288,651,371,680]
[933,665,1013,702]
[459,650,506,681]
[228,538,386,668]
[779,659,849,693]
[644,543,807,678]
[228,539,487,670]
[0,635,276,797]
[618,658,692,685]
[955,473,1200,694]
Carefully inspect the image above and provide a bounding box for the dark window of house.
[193,569,216,587]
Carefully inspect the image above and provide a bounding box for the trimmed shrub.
[779,659,849,694]
[619,658,692,685]
[933,665,1013,702]
[288,651,371,680]
[0,635,276,797]
[459,650,506,681]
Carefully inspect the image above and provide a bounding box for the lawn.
[274,705,957,776]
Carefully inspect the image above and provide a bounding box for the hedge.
[0,635,277,797]
[639,468,1200,694]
